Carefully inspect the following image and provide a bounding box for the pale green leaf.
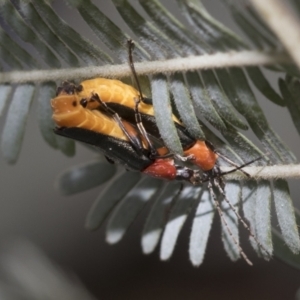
[106,176,163,244]
[142,181,181,254]
[189,189,215,266]
[55,159,116,195]
[1,84,35,164]
[160,185,201,260]
[85,170,141,231]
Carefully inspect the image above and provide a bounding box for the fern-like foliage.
[1,0,300,267]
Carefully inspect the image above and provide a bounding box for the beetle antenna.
[127,39,145,102]
[217,152,252,177]
[213,178,272,259]
[207,180,253,266]
[217,152,261,177]
[198,157,261,184]
[217,156,261,178]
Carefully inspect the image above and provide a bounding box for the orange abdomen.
[79,78,155,115]
[51,94,128,141]
[78,78,181,124]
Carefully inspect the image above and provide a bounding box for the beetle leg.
[90,93,149,156]
[133,97,160,158]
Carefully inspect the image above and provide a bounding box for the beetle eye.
[76,85,83,92]
[56,86,63,96]
[80,98,87,107]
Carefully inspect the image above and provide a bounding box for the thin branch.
[0,50,289,84]
[250,0,300,69]
[221,164,300,181]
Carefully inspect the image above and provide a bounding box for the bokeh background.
[1,0,300,299]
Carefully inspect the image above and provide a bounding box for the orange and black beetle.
[51,87,201,184]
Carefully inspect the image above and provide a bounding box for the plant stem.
[0,50,289,84]
[222,164,300,181]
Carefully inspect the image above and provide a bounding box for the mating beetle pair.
[52,40,254,186]
[51,40,269,265]
[52,79,200,184]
